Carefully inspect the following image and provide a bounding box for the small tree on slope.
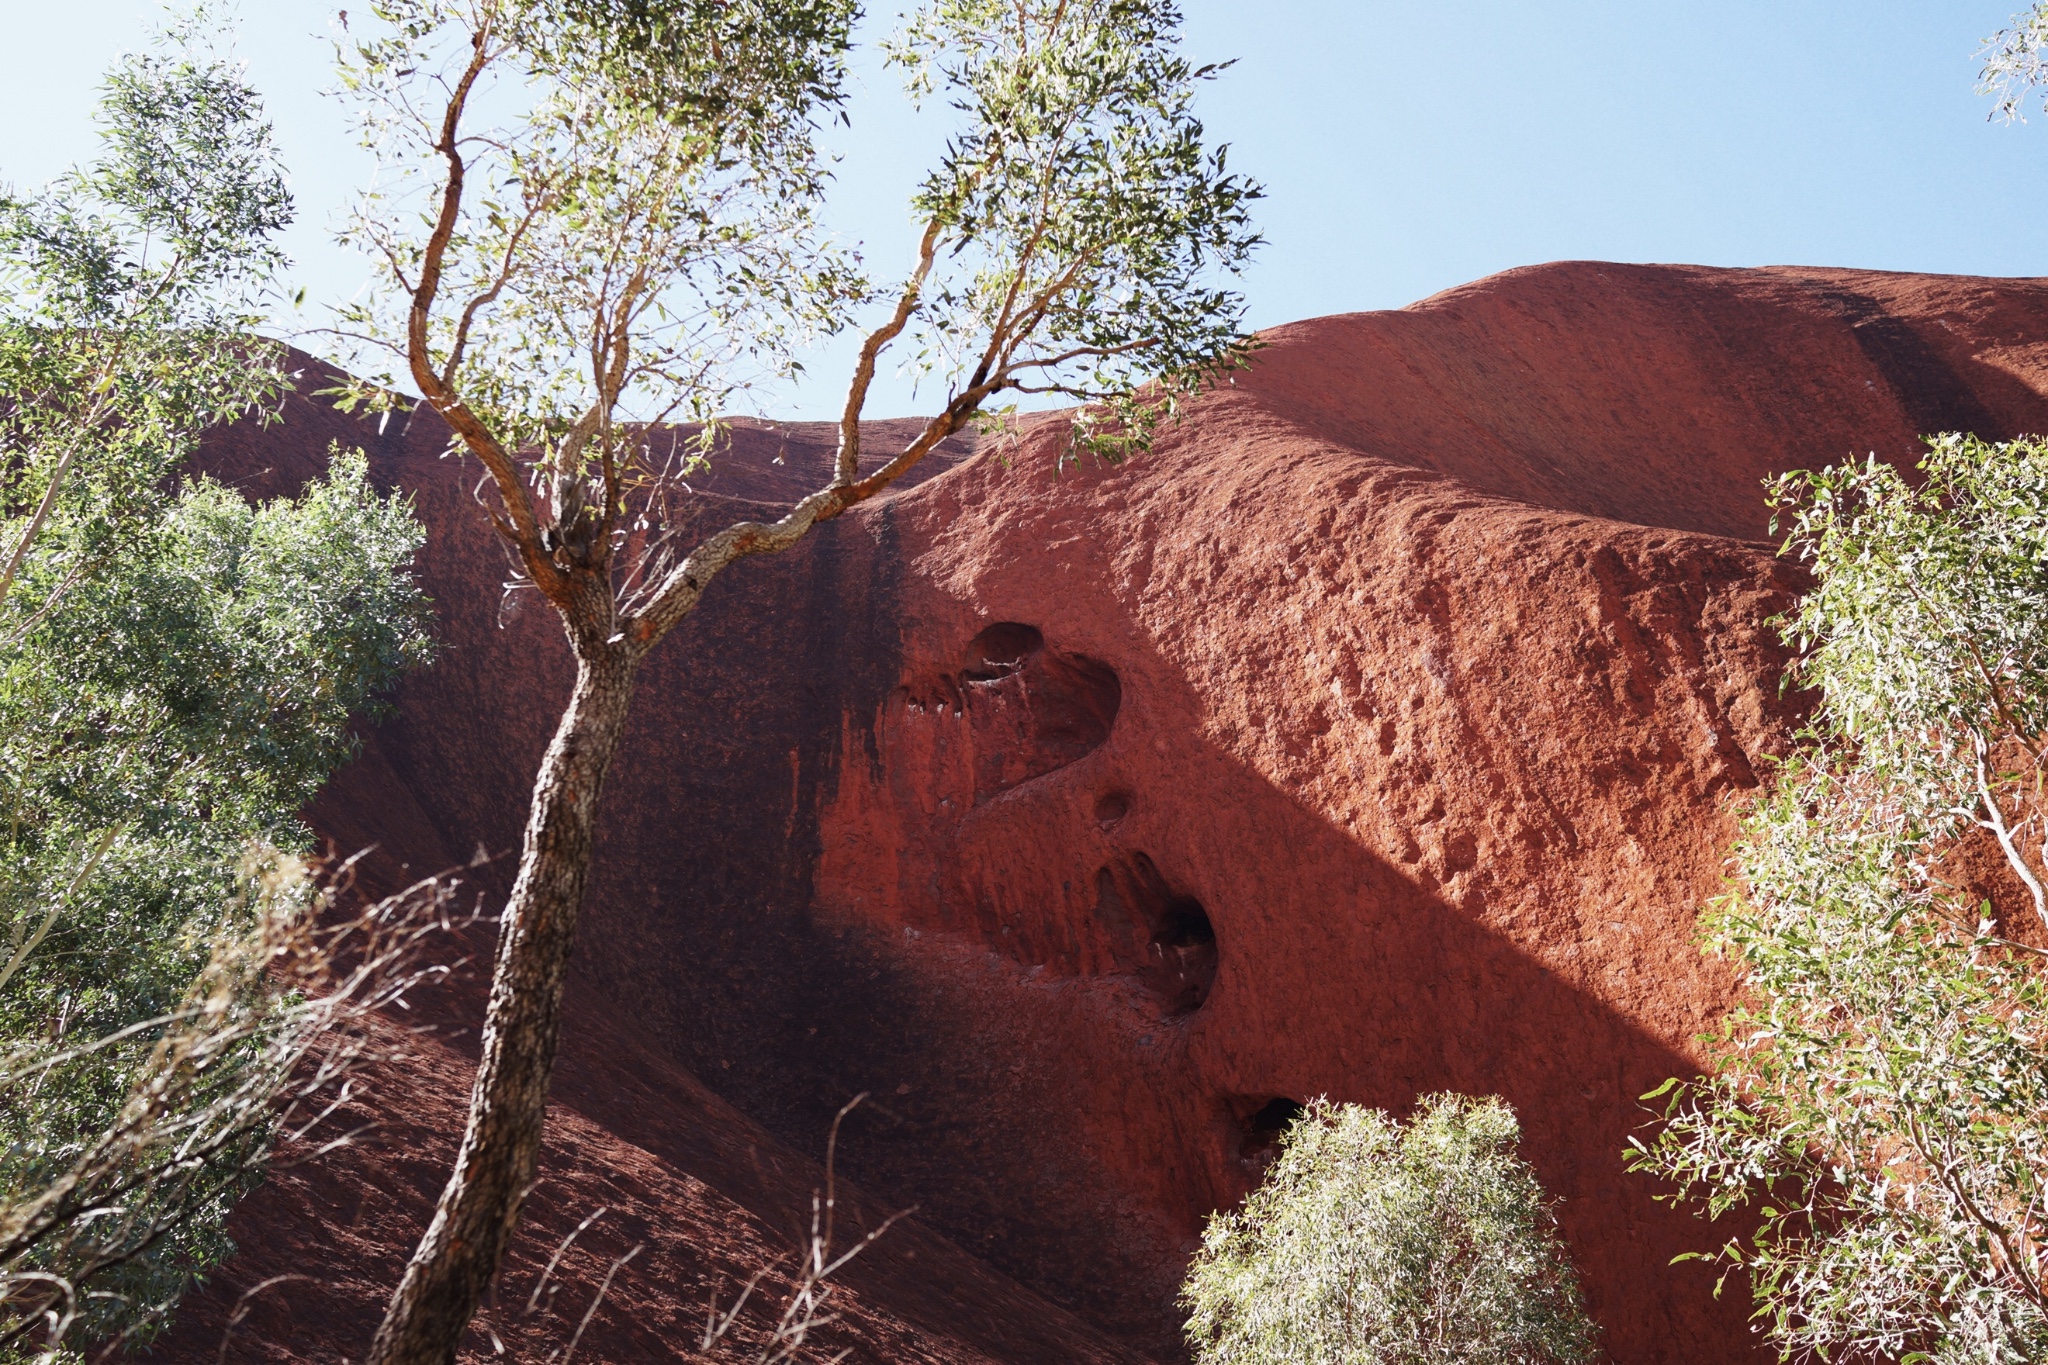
[1621,28,2048,1365]
[0,14,433,1351]
[1628,436,2048,1365]
[1182,1095,1599,1365]
[325,2,1262,1360]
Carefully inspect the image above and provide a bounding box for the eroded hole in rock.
[893,624,1122,804]
[1094,791,1132,828]
[1095,854,1217,1015]
[957,624,1122,802]
[962,622,1044,682]
[1239,1097,1306,1167]
[1148,903,1217,1015]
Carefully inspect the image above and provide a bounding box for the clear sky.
[4,1,2045,419]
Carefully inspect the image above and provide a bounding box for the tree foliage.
[1182,1095,1598,1365]
[1627,436,2048,1365]
[330,0,862,517]
[0,14,434,1351]
[0,10,290,610]
[324,0,1263,648]
[884,0,1263,458]
[1981,3,2048,123]
[1774,438,2048,927]
[2,861,463,1359]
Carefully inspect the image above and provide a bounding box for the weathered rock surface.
[159,262,2048,1364]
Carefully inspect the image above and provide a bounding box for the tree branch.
[403,18,568,604]
[835,219,940,485]
[630,383,991,651]
[440,187,553,388]
[1973,737,2048,931]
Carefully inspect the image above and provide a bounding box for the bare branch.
[441,188,554,387]
[526,1206,607,1315]
[630,383,991,652]
[1006,335,1162,374]
[558,1242,640,1365]
[1974,739,2048,931]
[697,1093,911,1365]
[836,220,941,485]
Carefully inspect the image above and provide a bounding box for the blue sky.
[4,2,2044,419]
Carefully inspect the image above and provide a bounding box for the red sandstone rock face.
[162,262,2048,1364]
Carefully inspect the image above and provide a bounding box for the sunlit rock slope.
[160,262,2048,1364]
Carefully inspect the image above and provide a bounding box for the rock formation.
[158,261,2048,1363]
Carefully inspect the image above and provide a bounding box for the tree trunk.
[363,640,641,1365]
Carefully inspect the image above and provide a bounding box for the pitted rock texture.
[159,262,2048,1365]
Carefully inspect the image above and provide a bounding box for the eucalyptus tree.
[0,12,289,611]
[329,0,1260,1358]
[1628,437,2048,1365]
[1182,1095,1598,1365]
[0,16,433,1351]
[1625,25,2048,1363]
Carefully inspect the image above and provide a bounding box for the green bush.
[0,12,433,1351]
[1182,1094,1598,1365]
[1627,434,2048,1365]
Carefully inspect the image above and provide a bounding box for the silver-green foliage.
[1781,438,2048,920]
[325,0,1261,631]
[0,855,456,1359]
[1981,3,2048,123]
[331,0,864,473]
[1627,435,2048,1365]
[1182,1095,1598,1365]
[0,14,433,1351]
[0,10,291,608]
[885,0,1263,459]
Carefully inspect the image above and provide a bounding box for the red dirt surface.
[157,261,2048,1364]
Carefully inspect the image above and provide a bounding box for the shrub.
[0,13,434,1350]
[1182,1094,1598,1365]
[1627,435,2048,1365]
